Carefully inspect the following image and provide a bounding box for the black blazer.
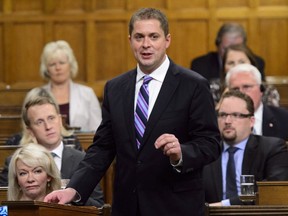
[191,51,266,81]
[0,146,104,207]
[67,60,221,216]
[262,105,288,141]
[203,135,288,205]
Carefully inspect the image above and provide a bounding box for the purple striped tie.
[135,75,153,149]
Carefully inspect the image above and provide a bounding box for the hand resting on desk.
[44,188,77,204]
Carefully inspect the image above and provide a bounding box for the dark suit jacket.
[203,135,288,205]
[191,51,266,81]
[262,105,288,141]
[67,60,221,216]
[0,146,104,207]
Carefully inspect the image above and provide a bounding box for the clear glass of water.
[240,175,255,196]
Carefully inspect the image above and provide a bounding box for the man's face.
[228,72,262,110]
[217,96,255,145]
[129,19,171,74]
[27,104,63,151]
[218,33,244,58]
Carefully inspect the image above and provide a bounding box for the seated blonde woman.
[8,143,61,201]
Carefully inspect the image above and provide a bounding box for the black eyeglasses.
[217,112,253,120]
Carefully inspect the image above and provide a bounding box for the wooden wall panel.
[9,23,44,83]
[0,0,286,99]
[0,25,3,82]
[128,0,167,10]
[169,21,208,67]
[55,0,86,14]
[259,19,288,76]
[216,0,249,8]
[13,0,42,14]
[260,0,288,6]
[94,22,128,80]
[168,0,208,9]
[94,0,126,10]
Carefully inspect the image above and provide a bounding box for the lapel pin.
[269,123,273,128]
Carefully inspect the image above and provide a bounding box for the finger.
[163,142,177,155]
[155,134,175,149]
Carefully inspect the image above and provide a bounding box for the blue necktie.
[135,75,153,149]
[226,147,238,198]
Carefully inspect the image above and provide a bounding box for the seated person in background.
[212,44,279,106]
[0,90,104,207]
[203,90,288,206]
[8,143,61,201]
[210,43,258,104]
[191,22,265,82]
[40,40,102,132]
[225,64,288,140]
[5,87,82,151]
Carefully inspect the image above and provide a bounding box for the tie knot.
[143,75,153,85]
[227,147,238,154]
[51,152,57,158]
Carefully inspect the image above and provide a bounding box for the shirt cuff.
[72,190,81,203]
[170,154,183,172]
[221,199,231,206]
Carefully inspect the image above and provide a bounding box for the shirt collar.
[223,137,249,152]
[51,141,64,159]
[254,102,263,121]
[136,55,169,83]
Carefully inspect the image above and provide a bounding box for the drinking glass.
[240,175,255,196]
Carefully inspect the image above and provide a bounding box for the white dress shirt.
[50,142,64,171]
[253,102,263,135]
[134,55,170,117]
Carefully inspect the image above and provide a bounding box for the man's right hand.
[44,188,77,204]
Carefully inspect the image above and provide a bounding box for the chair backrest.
[0,145,19,172]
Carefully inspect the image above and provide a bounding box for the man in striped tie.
[45,8,221,216]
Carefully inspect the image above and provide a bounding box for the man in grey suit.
[0,90,104,207]
[45,8,220,216]
[203,90,288,206]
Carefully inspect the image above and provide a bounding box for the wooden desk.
[1,200,110,216]
[0,187,7,203]
[257,181,288,205]
[207,205,288,216]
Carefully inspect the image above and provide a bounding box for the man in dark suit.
[191,22,265,81]
[44,8,221,216]
[225,63,288,141]
[0,90,104,207]
[203,90,288,206]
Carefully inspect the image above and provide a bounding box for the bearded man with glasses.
[203,90,288,206]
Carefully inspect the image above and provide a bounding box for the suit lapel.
[123,70,138,152]
[211,156,224,200]
[262,105,277,137]
[242,135,258,174]
[60,147,74,179]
